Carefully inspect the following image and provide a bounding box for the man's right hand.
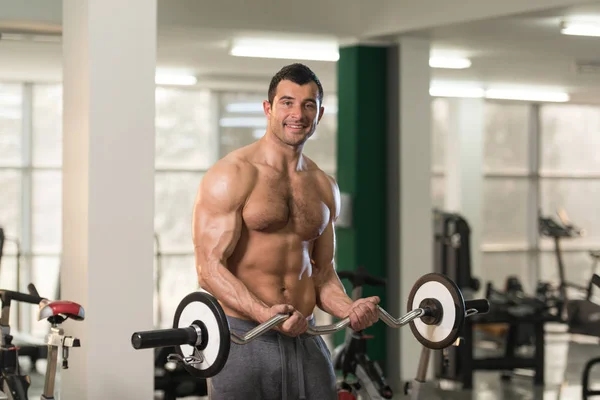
[263,304,308,337]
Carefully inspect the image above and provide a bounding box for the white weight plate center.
[411,281,456,343]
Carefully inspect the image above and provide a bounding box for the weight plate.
[407,273,465,350]
[172,290,230,378]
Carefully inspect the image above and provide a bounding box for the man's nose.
[289,104,304,120]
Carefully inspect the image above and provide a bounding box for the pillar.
[335,45,388,367]
[387,36,432,387]
[445,98,485,287]
[61,1,156,399]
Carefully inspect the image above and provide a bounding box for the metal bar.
[415,346,431,383]
[18,83,34,333]
[528,104,541,290]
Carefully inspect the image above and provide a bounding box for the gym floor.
[22,328,600,399]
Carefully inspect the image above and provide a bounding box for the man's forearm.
[199,260,270,322]
[315,268,354,319]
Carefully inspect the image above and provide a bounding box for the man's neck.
[260,131,305,172]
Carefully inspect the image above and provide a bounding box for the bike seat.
[591,251,600,260]
[39,300,85,323]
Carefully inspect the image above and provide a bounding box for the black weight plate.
[407,273,466,350]
[172,290,230,378]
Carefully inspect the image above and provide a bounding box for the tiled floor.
[19,327,600,399]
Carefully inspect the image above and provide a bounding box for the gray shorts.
[207,315,337,400]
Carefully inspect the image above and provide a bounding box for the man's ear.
[263,100,272,118]
[317,106,325,124]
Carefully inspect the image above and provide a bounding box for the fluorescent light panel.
[430,85,569,102]
[429,57,472,69]
[155,74,197,86]
[230,38,339,62]
[429,86,484,98]
[561,21,600,37]
[485,89,569,103]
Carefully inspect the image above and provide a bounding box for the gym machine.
[538,210,600,338]
[332,266,393,399]
[433,209,558,388]
[130,272,490,400]
[0,229,47,372]
[581,274,600,400]
[0,283,84,400]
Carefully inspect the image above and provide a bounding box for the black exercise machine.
[581,273,600,400]
[0,230,47,372]
[332,266,393,399]
[0,282,84,400]
[433,209,558,388]
[538,210,600,337]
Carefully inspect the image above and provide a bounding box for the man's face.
[263,80,324,147]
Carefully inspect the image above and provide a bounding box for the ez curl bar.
[131,273,489,383]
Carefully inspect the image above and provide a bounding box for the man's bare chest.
[242,176,330,240]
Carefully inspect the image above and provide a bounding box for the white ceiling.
[1,0,600,103]
[410,1,600,104]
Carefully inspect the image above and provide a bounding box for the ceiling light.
[429,86,484,98]
[155,74,197,86]
[429,57,472,69]
[230,37,339,62]
[561,20,600,37]
[485,89,569,102]
[226,102,264,113]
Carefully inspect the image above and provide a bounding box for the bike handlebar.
[338,266,387,288]
[592,274,600,290]
[0,289,45,306]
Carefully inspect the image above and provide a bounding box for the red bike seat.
[39,300,85,322]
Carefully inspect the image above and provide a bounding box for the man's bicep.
[193,194,242,265]
[312,221,336,271]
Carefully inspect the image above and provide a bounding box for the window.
[540,105,600,175]
[0,84,23,166]
[431,98,448,208]
[483,103,530,175]
[482,178,529,245]
[153,87,218,328]
[155,87,217,170]
[538,104,600,290]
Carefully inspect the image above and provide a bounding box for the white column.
[62,1,156,399]
[386,36,432,387]
[445,98,485,287]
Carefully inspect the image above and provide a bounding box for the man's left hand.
[347,296,380,331]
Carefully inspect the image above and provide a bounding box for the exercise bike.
[0,283,84,400]
[332,266,393,399]
[130,272,490,400]
[539,209,600,336]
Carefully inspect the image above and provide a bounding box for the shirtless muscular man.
[192,63,380,399]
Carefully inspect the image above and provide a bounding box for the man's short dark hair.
[268,63,324,104]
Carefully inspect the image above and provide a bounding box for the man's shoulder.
[302,157,340,217]
[208,149,257,179]
[303,156,338,190]
[199,151,257,205]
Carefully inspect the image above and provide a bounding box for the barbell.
[131,272,489,379]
